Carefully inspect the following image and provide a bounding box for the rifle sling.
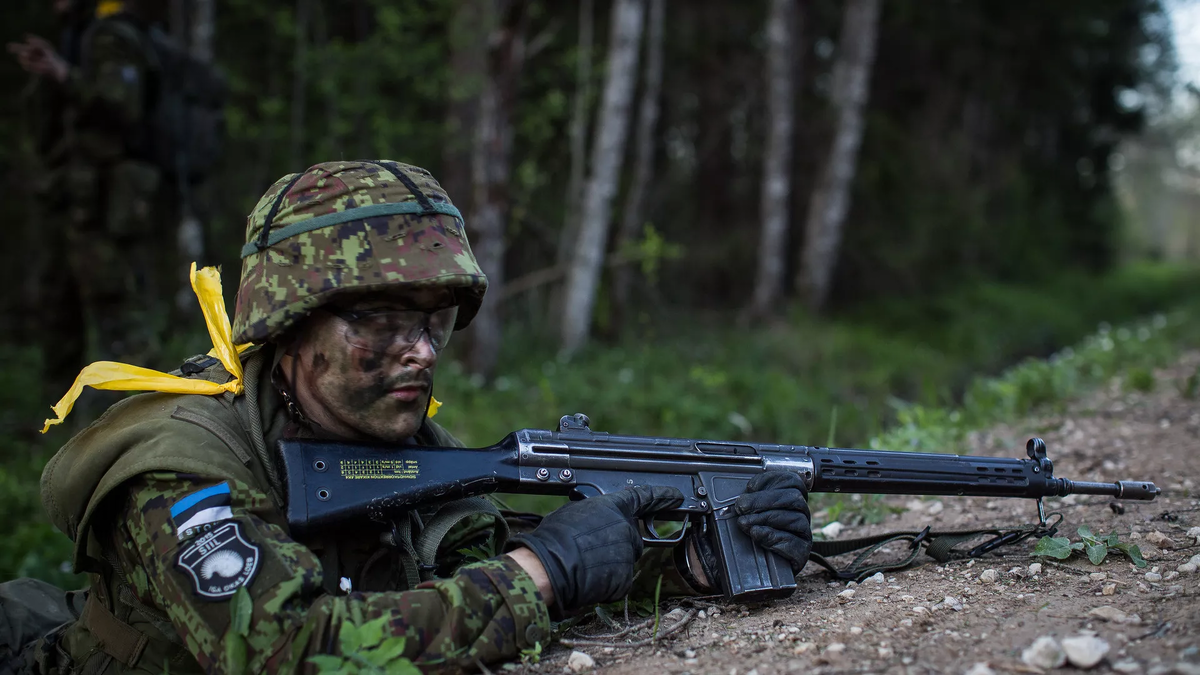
[808,519,1057,582]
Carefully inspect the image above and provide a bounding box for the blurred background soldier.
[8,0,225,395]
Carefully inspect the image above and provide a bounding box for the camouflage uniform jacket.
[40,346,551,674]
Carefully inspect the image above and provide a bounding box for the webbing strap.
[80,592,147,668]
[808,519,1057,582]
[391,514,424,590]
[414,497,510,569]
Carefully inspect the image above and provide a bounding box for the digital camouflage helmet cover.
[232,160,487,344]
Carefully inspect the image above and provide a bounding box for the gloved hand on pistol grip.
[733,470,813,573]
[506,485,685,612]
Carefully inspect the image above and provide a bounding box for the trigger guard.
[640,517,689,547]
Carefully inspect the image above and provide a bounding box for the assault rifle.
[280,413,1160,601]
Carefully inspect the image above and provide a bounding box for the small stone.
[1187,526,1200,543]
[912,606,930,616]
[1088,606,1138,623]
[878,646,894,659]
[1008,566,1026,578]
[567,650,595,673]
[849,626,863,636]
[1103,583,1117,595]
[1173,663,1200,675]
[899,618,913,627]
[1090,572,1108,581]
[905,499,925,512]
[937,596,964,611]
[979,569,998,584]
[684,649,696,659]
[1145,572,1163,583]
[837,589,856,603]
[821,522,845,539]
[1111,658,1141,674]
[900,595,915,603]
[866,572,885,585]
[698,610,707,619]
[825,643,846,654]
[1164,571,1179,581]
[927,501,944,515]
[1145,531,1175,549]
[1178,563,1197,574]
[1028,563,1043,576]
[1063,635,1110,669]
[1022,636,1067,670]
[964,663,996,675]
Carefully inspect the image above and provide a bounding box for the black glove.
[507,486,685,612]
[733,471,813,573]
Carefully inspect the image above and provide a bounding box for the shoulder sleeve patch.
[171,481,233,540]
[175,520,261,601]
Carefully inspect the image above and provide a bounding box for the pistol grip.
[710,513,797,602]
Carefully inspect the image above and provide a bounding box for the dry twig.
[559,609,697,649]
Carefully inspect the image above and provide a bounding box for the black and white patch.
[175,521,260,600]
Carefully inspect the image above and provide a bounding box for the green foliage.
[1124,366,1156,393]
[224,587,253,675]
[1033,526,1148,568]
[519,640,542,666]
[1180,365,1200,400]
[308,615,419,675]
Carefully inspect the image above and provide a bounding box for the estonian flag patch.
[171,482,234,540]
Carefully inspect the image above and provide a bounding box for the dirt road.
[524,352,1200,675]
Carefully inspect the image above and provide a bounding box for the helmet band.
[240,200,463,258]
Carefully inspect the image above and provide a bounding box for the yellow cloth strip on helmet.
[95,1,125,19]
[42,263,442,433]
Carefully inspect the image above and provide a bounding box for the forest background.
[2,0,1200,588]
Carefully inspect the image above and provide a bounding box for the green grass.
[2,263,1198,586]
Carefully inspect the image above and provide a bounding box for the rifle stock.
[280,413,1160,601]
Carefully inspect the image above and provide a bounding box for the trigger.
[641,515,661,540]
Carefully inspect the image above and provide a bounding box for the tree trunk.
[796,0,881,311]
[312,0,340,159]
[289,0,312,171]
[176,0,214,311]
[559,0,645,356]
[556,0,595,274]
[611,0,664,329]
[749,0,798,319]
[442,0,489,218]
[466,0,527,378]
[189,0,215,61]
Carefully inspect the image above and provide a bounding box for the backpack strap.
[79,584,146,668]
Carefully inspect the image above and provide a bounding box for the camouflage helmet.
[232,160,487,344]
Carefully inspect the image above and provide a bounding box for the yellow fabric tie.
[95,1,125,19]
[42,263,442,433]
[42,265,245,432]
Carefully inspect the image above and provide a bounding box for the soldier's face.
[284,287,455,443]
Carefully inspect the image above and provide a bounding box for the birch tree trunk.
[749,0,798,319]
[611,0,664,328]
[796,0,881,311]
[560,0,645,356]
[467,0,527,378]
[552,0,594,314]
